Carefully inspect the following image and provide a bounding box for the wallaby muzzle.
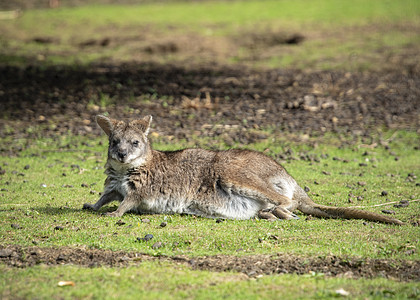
[117,150,127,162]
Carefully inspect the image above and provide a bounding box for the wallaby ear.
[96,115,118,137]
[142,115,152,136]
[130,115,153,136]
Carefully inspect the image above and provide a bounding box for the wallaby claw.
[291,213,300,220]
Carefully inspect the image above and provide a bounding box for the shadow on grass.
[33,205,117,215]
[1,61,419,145]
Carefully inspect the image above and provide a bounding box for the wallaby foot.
[272,206,300,220]
[258,210,277,221]
[258,206,300,221]
[104,211,122,217]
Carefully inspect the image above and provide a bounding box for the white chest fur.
[105,162,131,197]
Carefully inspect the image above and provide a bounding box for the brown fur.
[83,115,404,225]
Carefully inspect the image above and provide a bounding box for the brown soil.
[0,63,419,147]
[1,245,419,281]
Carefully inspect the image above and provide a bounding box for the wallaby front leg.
[105,197,137,217]
[83,190,123,211]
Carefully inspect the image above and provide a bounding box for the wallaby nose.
[117,151,127,160]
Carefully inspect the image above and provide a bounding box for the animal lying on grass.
[83,115,404,225]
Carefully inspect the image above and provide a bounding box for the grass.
[1,130,419,299]
[0,131,419,259]
[1,263,419,299]
[0,0,419,70]
[0,130,419,299]
[12,0,420,30]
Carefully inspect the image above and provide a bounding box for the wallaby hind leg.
[257,187,299,220]
[224,178,299,220]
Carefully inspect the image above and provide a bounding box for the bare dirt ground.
[1,63,419,147]
[1,245,419,281]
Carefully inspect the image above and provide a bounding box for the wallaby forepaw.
[83,203,95,210]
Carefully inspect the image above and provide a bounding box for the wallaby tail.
[298,197,404,225]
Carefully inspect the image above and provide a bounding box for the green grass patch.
[0,0,419,70]
[1,130,419,298]
[12,0,420,31]
[1,263,419,300]
[0,131,419,259]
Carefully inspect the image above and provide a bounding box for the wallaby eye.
[132,140,139,147]
[111,139,119,146]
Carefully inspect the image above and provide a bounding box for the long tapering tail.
[298,197,404,225]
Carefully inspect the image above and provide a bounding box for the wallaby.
[83,115,404,225]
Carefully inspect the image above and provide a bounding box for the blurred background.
[0,0,419,145]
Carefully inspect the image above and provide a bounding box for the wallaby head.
[96,115,152,167]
